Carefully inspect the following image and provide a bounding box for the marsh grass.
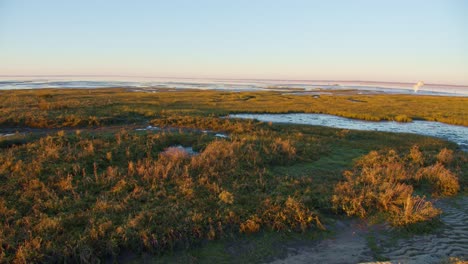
[0,125,327,262]
[332,147,461,226]
[1,88,467,129]
[0,88,466,262]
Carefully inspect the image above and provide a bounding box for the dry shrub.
[111,179,128,193]
[416,162,460,197]
[88,116,100,126]
[14,238,43,264]
[105,166,119,180]
[155,149,190,179]
[239,215,261,234]
[33,215,61,233]
[437,148,453,165]
[191,140,240,179]
[177,176,194,198]
[272,138,296,159]
[93,199,111,213]
[0,198,16,221]
[395,196,441,226]
[331,169,421,220]
[39,136,61,159]
[408,145,424,166]
[84,141,94,154]
[331,171,368,218]
[267,138,297,164]
[332,147,458,226]
[135,148,190,183]
[218,190,234,204]
[25,115,50,128]
[56,130,65,137]
[262,197,323,231]
[127,161,135,175]
[61,114,82,127]
[106,152,112,162]
[56,174,74,192]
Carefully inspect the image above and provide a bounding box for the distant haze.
[0,0,467,85]
[1,76,467,96]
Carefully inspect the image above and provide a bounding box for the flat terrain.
[0,88,466,263]
[1,88,467,128]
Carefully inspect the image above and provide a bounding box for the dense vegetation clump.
[332,147,460,226]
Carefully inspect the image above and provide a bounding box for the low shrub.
[332,147,459,226]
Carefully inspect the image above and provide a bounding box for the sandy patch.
[267,197,467,264]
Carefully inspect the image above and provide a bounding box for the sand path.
[268,197,467,264]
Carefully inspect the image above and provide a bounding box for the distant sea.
[0,76,467,96]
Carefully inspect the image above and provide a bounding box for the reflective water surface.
[230,113,468,151]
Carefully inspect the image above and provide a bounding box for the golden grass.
[1,88,467,128]
[332,147,460,226]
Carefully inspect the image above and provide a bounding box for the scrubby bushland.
[332,146,460,226]
[0,124,463,262]
[0,127,325,263]
[1,122,458,262]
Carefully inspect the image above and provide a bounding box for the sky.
[0,0,467,84]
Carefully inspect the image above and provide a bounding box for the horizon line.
[1,74,467,87]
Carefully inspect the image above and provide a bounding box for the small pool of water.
[162,145,198,156]
[135,126,230,139]
[230,113,468,151]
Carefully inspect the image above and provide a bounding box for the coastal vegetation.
[332,147,460,226]
[0,88,466,262]
[1,88,467,128]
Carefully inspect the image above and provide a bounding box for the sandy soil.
[377,197,468,263]
[268,219,374,264]
[268,197,467,264]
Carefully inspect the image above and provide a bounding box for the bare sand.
[268,197,467,264]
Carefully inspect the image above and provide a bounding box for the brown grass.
[332,146,460,226]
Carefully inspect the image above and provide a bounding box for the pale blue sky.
[0,0,467,84]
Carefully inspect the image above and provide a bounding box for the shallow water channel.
[230,113,468,151]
